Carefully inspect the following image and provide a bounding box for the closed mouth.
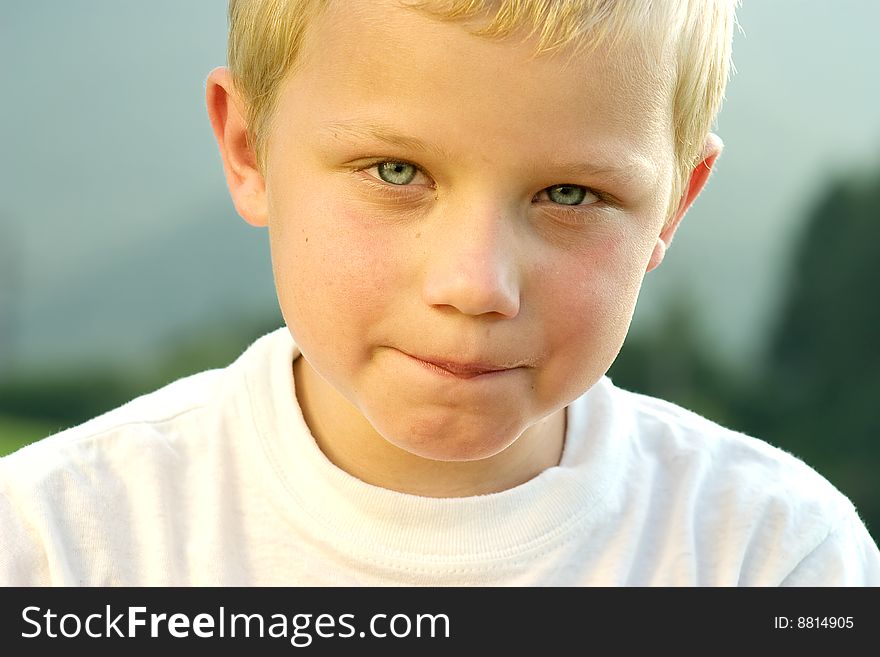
[405,353,516,379]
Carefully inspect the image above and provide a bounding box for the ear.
[646,132,724,272]
[205,66,268,227]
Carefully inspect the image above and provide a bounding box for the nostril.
[422,267,521,318]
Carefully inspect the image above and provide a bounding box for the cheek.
[270,199,403,348]
[535,229,653,396]
[544,225,649,322]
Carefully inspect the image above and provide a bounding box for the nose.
[421,203,521,318]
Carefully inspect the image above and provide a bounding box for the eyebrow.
[555,158,656,188]
[322,121,449,159]
[321,120,657,186]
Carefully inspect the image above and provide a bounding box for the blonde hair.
[227,0,738,212]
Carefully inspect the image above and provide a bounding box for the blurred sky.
[1,1,880,377]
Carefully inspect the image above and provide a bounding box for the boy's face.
[210,0,718,483]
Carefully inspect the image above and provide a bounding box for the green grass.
[0,414,61,457]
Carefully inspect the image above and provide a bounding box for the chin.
[375,412,524,463]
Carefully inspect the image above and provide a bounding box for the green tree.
[753,167,880,542]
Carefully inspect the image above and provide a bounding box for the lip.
[403,352,517,380]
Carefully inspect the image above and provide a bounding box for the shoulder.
[606,378,838,502]
[0,328,291,584]
[590,378,880,584]
[0,370,197,583]
[2,366,223,482]
[1,327,290,483]
[0,368,226,580]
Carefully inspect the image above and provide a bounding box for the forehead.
[275,0,676,178]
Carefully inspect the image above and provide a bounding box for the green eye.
[377,161,418,185]
[547,184,588,205]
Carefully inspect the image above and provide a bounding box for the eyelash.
[356,159,611,211]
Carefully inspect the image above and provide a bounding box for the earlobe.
[205,66,268,227]
[646,133,724,273]
[645,237,667,273]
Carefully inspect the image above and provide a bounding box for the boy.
[1,0,878,585]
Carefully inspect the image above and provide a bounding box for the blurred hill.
[3,201,277,377]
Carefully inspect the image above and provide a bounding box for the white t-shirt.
[2,328,878,585]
